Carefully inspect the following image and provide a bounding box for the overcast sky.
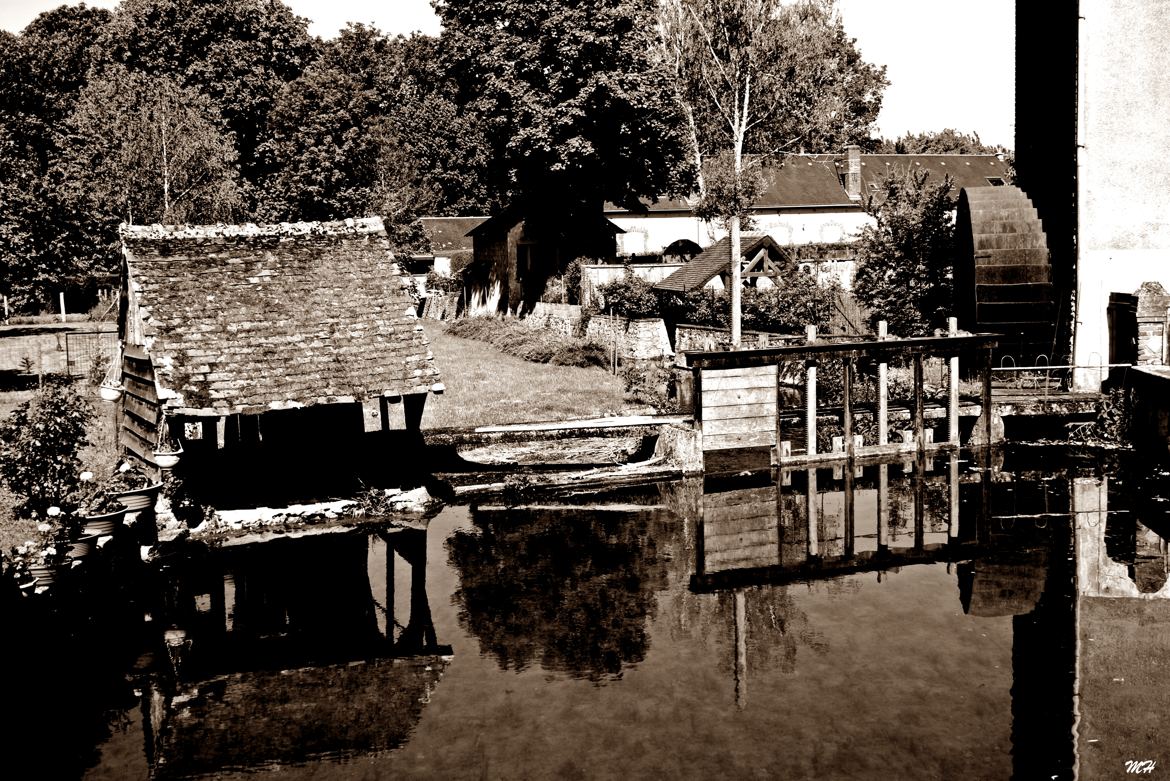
[0,0,1015,148]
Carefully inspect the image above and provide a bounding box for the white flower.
[118,462,132,473]
[79,471,94,482]
[36,523,51,533]
[46,506,61,517]
[44,546,56,557]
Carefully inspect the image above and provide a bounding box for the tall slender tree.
[659,0,886,344]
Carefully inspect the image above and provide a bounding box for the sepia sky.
[0,0,1016,148]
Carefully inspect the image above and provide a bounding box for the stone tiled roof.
[120,217,442,416]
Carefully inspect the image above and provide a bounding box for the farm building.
[116,217,442,507]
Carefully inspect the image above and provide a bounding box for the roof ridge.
[119,217,386,240]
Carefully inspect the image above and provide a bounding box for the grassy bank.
[421,322,628,429]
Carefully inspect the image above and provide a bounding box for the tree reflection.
[447,508,666,681]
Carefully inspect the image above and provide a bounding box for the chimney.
[844,144,862,201]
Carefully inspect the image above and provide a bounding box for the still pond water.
[58,447,1170,779]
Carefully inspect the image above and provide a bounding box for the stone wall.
[523,302,582,338]
[1136,281,1170,365]
[585,314,673,360]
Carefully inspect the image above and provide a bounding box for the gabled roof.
[419,216,487,254]
[120,217,441,416]
[469,210,625,238]
[654,233,783,292]
[606,153,1010,215]
[848,154,1010,195]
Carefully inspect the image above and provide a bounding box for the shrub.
[596,269,660,318]
[621,360,677,411]
[447,316,608,369]
[0,379,93,518]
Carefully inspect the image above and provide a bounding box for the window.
[986,177,1006,186]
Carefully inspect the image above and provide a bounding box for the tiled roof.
[120,217,441,416]
[606,157,854,214]
[419,216,488,254]
[850,155,1010,195]
[606,153,1009,214]
[654,233,781,292]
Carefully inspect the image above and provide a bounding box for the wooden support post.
[913,452,925,550]
[59,291,66,323]
[215,417,226,450]
[948,451,960,541]
[693,366,703,453]
[842,356,854,459]
[982,347,993,448]
[878,463,889,551]
[807,467,819,557]
[843,454,855,558]
[948,317,960,444]
[775,363,783,462]
[379,396,391,431]
[806,325,817,456]
[403,393,426,433]
[878,321,888,446]
[913,352,925,454]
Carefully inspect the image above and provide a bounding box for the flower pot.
[27,563,61,587]
[114,482,163,512]
[98,382,123,402]
[153,448,182,469]
[67,534,99,560]
[82,507,127,536]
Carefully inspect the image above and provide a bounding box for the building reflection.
[143,525,450,778]
[689,449,1085,779]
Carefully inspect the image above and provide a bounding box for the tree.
[875,128,1008,155]
[99,0,316,185]
[659,0,887,345]
[55,66,244,227]
[434,0,694,253]
[259,26,493,233]
[851,168,956,336]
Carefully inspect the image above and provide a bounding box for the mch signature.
[1126,760,1157,775]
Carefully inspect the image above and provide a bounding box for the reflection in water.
[145,526,451,778]
[447,507,668,681]
[63,448,1170,780]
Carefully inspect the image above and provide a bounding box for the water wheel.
[955,185,1056,365]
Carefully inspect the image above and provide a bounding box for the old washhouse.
[116,218,443,508]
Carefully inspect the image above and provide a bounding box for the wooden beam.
[914,353,925,454]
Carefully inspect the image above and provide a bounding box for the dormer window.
[986,177,1005,186]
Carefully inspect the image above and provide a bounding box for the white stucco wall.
[608,209,874,255]
[1074,0,1170,389]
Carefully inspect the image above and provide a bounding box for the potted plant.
[106,462,164,512]
[74,472,127,536]
[97,348,123,402]
[152,423,183,469]
[15,514,74,590]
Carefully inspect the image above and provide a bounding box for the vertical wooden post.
[842,356,854,459]
[2,294,8,321]
[379,395,391,432]
[877,320,888,446]
[948,317,960,444]
[843,453,855,558]
[913,453,925,550]
[982,347,993,448]
[807,467,819,557]
[59,291,67,323]
[878,463,889,550]
[403,393,426,433]
[806,325,817,456]
[913,352,925,454]
[948,451,961,541]
[692,366,703,455]
[774,363,783,462]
